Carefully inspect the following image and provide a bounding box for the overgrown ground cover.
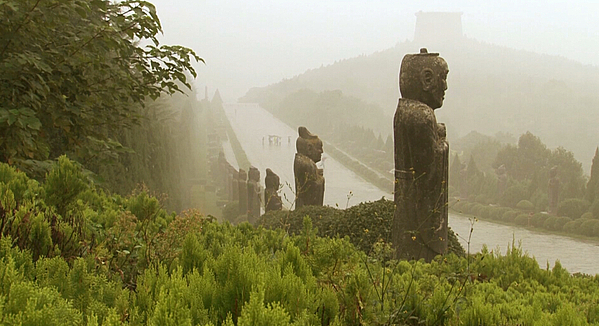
[2,158,599,325]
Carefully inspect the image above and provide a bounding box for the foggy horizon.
[151,1,599,102]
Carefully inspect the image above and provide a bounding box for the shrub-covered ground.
[2,159,599,325]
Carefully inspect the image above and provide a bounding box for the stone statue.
[231,166,239,201]
[294,126,325,209]
[247,166,261,222]
[238,168,248,216]
[265,168,283,212]
[392,48,449,262]
[548,166,560,214]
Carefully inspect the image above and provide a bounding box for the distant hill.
[240,38,599,173]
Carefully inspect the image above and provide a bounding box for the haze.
[151,0,599,101]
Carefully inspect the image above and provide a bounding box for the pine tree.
[586,147,599,203]
[449,153,462,189]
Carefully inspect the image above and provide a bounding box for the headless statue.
[294,126,325,209]
[238,169,248,216]
[265,168,283,212]
[393,48,449,262]
[247,166,261,222]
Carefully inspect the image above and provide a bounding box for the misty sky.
[150,1,599,101]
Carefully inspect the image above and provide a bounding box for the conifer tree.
[586,147,599,203]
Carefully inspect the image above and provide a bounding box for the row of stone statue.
[217,154,282,223]
[218,48,451,262]
[216,124,327,223]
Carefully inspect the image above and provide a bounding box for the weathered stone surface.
[393,48,449,262]
[247,166,261,222]
[294,126,325,209]
[265,168,283,212]
[238,168,248,215]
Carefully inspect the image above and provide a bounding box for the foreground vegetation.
[2,159,599,325]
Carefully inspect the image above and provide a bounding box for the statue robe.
[393,98,448,261]
[294,153,325,209]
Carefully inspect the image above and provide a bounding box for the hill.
[240,37,599,172]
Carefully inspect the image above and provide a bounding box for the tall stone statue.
[393,48,449,262]
[294,126,325,209]
[265,168,283,212]
[548,166,560,214]
[247,166,261,222]
[238,169,248,216]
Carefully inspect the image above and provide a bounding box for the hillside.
[240,37,599,172]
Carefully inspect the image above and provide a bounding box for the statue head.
[296,126,323,163]
[399,48,449,109]
[248,166,260,182]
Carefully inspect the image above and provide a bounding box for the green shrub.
[489,207,510,221]
[514,214,530,226]
[530,213,549,228]
[581,212,593,220]
[516,200,534,211]
[579,219,599,237]
[500,182,529,208]
[479,206,493,219]
[554,216,572,231]
[475,194,487,204]
[557,198,591,220]
[530,189,548,212]
[591,199,599,219]
[502,210,519,223]
[222,201,240,222]
[259,198,466,257]
[562,220,582,234]
[451,200,464,212]
[470,203,485,216]
[543,216,558,231]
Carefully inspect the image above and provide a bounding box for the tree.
[586,147,599,203]
[493,132,550,181]
[0,0,201,168]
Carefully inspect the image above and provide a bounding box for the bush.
[591,199,599,219]
[554,216,572,231]
[479,206,493,219]
[516,200,534,211]
[502,210,519,223]
[514,214,530,226]
[258,198,466,257]
[451,200,465,212]
[543,216,558,231]
[489,207,510,221]
[222,201,240,222]
[530,189,548,212]
[500,182,529,208]
[578,219,599,237]
[461,202,475,214]
[475,194,487,204]
[581,212,593,220]
[470,203,485,216]
[557,198,591,220]
[563,219,584,234]
[530,213,549,228]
